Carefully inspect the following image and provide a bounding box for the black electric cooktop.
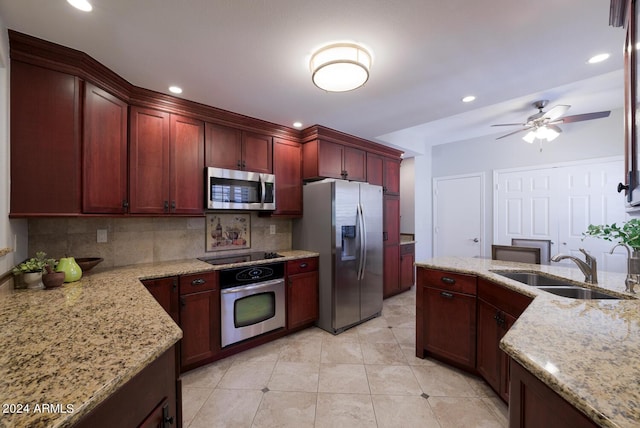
[198,251,283,266]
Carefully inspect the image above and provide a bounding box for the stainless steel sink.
[492,271,576,287]
[536,286,622,300]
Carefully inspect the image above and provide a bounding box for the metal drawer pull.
[191,278,206,286]
[299,263,308,268]
[440,291,454,299]
[440,277,456,284]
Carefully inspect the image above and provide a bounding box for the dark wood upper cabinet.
[130,107,204,215]
[303,140,367,181]
[205,123,273,173]
[272,137,303,216]
[366,153,384,186]
[205,123,242,170]
[170,114,205,214]
[383,158,401,195]
[10,61,82,216]
[83,82,129,214]
[129,107,171,214]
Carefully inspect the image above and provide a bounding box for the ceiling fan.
[492,100,611,143]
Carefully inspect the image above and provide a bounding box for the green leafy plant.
[12,251,57,274]
[583,219,640,250]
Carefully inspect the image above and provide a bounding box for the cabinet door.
[343,146,366,181]
[500,313,516,402]
[400,249,415,290]
[83,83,129,213]
[476,298,501,395]
[142,276,179,323]
[423,286,476,369]
[10,61,81,215]
[180,290,220,370]
[205,123,242,169]
[509,360,598,428]
[287,270,319,329]
[170,114,204,214]
[384,196,400,245]
[383,157,401,195]
[383,244,400,298]
[273,137,302,216]
[366,153,384,186]
[242,131,273,173]
[129,107,171,214]
[317,140,345,179]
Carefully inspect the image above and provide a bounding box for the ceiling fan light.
[545,127,560,141]
[310,43,371,92]
[523,131,536,144]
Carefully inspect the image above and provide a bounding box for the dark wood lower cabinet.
[180,289,220,371]
[74,346,180,428]
[142,276,180,323]
[287,258,319,330]
[509,360,597,428]
[400,243,415,289]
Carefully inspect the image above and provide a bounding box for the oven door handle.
[221,278,283,295]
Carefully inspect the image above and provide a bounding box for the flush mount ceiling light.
[67,0,92,12]
[310,43,372,92]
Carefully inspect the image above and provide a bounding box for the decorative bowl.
[42,272,65,289]
[75,257,104,272]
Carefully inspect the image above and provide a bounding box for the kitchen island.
[415,257,640,428]
[0,250,316,428]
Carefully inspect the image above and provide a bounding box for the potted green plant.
[12,251,57,289]
[582,219,640,250]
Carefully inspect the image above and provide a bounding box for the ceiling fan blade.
[547,124,562,134]
[495,128,530,140]
[558,111,611,123]
[542,105,570,121]
[491,123,525,127]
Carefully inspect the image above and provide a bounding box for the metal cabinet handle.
[440,277,456,284]
[299,263,308,268]
[618,182,629,193]
[440,291,454,299]
[191,278,206,286]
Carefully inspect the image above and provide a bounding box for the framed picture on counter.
[206,213,251,251]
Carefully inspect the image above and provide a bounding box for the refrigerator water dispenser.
[341,225,357,261]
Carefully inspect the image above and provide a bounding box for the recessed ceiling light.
[168,86,183,94]
[587,53,610,64]
[67,0,93,12]
[461,95,476,103]
[293,121,303,128]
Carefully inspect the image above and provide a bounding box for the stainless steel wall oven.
[219,262,286,347]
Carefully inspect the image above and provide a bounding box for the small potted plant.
[583,219,640,250]
[12,251,57,289]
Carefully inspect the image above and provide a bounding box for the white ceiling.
[0,0,626,156]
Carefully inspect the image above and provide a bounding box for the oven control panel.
[219,262,285,288]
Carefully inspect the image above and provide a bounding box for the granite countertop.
[416,257,640,428]
[0,250,317,428]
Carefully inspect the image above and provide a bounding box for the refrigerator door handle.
[358,203,368,280]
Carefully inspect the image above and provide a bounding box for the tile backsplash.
[28,214,292,272]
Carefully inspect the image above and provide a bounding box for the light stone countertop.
[0,250,317,428]
[415,257,640,428]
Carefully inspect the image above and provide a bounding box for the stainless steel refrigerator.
[293,179,383,334]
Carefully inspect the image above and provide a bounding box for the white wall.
[0,17,28,275]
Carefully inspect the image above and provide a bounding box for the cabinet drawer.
[287,257,318,275]
[400,243,415,255]
[180,271,218,295]
[419,268,477,295]
[478,279,532,318]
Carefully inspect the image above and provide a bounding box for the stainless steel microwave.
[206,167,276,210]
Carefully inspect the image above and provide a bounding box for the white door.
[494,157,627,273]
[433,173,484,257]
[556,160,627,273]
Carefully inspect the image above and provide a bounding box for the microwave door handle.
[260,176,266,205]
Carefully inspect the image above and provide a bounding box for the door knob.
[618,182,629,193]
[472,238,479,243]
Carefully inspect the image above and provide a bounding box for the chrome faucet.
[551,248,598,284]
[610,243,638,293]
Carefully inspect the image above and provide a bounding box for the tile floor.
[181,286,508,427]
